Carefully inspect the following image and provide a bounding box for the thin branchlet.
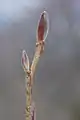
[21,11,49,120]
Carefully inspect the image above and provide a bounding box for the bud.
[21,50,29,71]
[37,11,49,42]
[31,102,36,120]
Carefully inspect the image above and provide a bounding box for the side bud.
[21,50,30,71]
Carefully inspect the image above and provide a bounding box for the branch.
[21,10,49,120]
[30,11,49,85]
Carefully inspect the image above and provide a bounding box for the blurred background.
[0,0,80,120]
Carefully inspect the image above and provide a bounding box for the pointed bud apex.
[37,11,49,42]
[21,50,29,71]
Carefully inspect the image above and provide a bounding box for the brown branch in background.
[21,11,49,120]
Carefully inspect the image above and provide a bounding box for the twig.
[21,11,49,120]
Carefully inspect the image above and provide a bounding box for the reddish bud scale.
[38,13,45,41]
[31,102,36,120]
[37,11,49,42]
[32,110,34,120]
